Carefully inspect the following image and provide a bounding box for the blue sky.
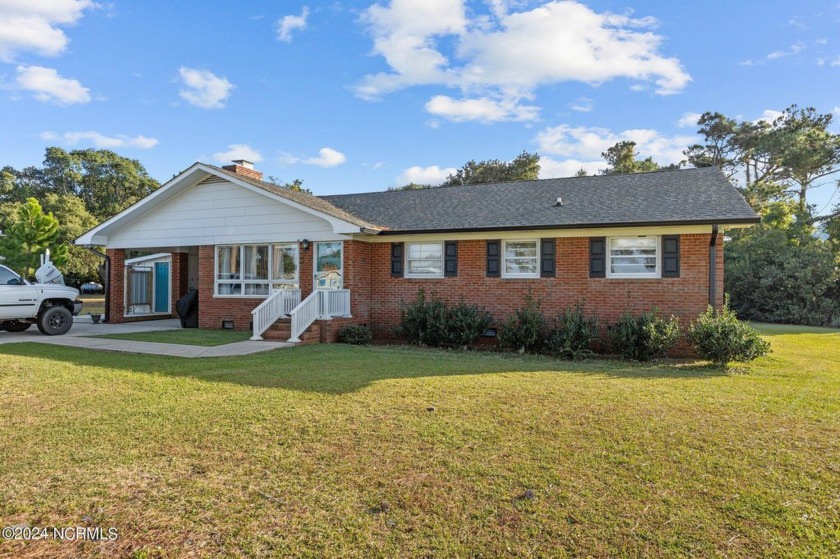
[1,0,839,213]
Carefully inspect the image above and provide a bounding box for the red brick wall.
[112,234,724,354]
[106,249,125,323]
[171,252,189,317]
[367,234,723,341]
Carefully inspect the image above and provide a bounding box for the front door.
[153,262,170,313]
[314,242,343,289]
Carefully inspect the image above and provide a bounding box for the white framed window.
[215,243,299,296]
[272,244,299,290]
[405,242,443,278]
[502,240,538,278]
[607,236,660,278]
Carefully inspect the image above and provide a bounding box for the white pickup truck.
[0,254,83,335]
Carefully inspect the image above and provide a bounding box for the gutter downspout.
[85,247,110,323]
[709,225,719,308]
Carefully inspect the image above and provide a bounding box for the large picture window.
[607,236,660,278]
[405,242,443,278]
[215,243,299,296]
[502,240,538,278]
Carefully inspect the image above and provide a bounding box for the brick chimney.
[222,159,263,181]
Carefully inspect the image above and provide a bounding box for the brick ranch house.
[75,160,759,346]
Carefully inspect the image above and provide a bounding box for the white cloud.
[356,0,690,117]
[569,96,593,112]
[304,147,347,167]
[424,94,539,122]
[40,131,158,149]
[831,56,840,66]
[0,0,94,61]
[277,6,309,42]
[177,67,234,109]
[756,109,783,124]
[15,65,90,105]
[396,165,456,185]
[677,112,702,128]
[538,156,601,178]
[535,124,695,166]
[213,144,263,163]
[767,42,805,60]
[834,106,840,117]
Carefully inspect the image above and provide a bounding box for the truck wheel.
[1,321,32,332]
[37,306,73,336]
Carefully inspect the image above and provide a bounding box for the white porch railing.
[288,289,352,343]
[250,289,301,341]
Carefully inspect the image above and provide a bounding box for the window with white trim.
[607,236,660,278]
[502,240,538,278]
[215,243,299,296]
[405,242,443,278]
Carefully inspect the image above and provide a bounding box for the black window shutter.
[444,241,458,277]
[540,238,556,278]
[486,240,500,277]
[391,242,404,278]
[662,235,680,278]
[589,237,606,278]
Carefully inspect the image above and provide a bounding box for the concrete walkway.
[0,317,293,357]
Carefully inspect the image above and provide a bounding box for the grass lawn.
[90,329,253,347]
[0,324,838,558]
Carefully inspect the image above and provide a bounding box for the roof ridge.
[322,166,720,199]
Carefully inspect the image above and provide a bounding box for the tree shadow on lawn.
[0,343,728,395]
[752,322,840,337]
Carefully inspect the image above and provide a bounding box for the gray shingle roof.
[321,167,759,233]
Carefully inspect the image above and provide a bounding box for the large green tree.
[599,141,664,175]
[39,193,100,284]
[39,147,160,220]
[441,151,540,186]
[684,106,840,216]
[0,197,68,279]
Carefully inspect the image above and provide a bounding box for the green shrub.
[686,301,771,366]
[397,289,449,346]
[498,292,547,353]
[609,309,681,361]
[338,325,373,345]
[446,300,492,348]
[545,303,599,360]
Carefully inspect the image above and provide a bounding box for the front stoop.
[262,318,321,344]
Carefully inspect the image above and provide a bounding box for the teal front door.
[154,262,170,313]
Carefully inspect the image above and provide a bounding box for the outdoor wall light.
[301,239,310,251]
[222,320,234,330]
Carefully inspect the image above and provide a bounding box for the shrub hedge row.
[344,290,770,367]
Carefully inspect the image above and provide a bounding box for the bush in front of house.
[686,301,771,367]
[498,292,547,354]
[338,325,373,345]
[398,290,494,348]
[398,288,448,346]
[446,300,493,349]
[545,303,599,360]
[609,309,681,361]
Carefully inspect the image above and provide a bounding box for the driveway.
[0,317,292,357]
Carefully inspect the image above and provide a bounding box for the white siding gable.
[107,177,342,249]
